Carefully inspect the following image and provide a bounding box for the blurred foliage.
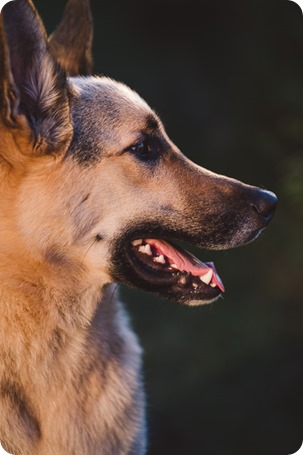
[36,0,303,453]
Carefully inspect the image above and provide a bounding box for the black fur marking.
[66,127,100,165]
[146,114,160,132]
[0,381,41,443]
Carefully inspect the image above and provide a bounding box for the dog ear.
[49,0,93,76]
[0,0,73,158]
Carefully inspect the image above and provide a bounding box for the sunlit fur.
[0,1,276,454]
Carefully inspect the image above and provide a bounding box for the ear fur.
[0,17,19,129]
[49,0,93,76]
[0,0,73,157]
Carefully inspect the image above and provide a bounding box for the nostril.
[251,189,278,223]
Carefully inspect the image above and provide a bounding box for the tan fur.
[0,132,146,453]
[0,1,277,454]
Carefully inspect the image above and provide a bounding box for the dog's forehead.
[67,76,158,164]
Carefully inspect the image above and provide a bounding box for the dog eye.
[131,141,148,156]
[127,139,158,160]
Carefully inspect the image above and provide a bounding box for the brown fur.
[0,1,276,453]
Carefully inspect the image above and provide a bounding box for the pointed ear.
[49,0,93,76]
[0,0,73,157]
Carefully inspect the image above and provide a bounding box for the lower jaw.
[124,250,222,305]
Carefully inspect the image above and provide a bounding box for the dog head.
[0,0,277,305]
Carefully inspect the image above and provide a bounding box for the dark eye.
[127,139,158,161]
[131,141,149,157]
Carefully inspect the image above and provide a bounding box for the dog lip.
[134,238,225,293]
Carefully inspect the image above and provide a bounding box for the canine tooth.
[210,282,216,288]
[154,255,166,264]
[193,283,198,289]
[171,264,178,269]
[138,244,152,255]
[132,239,143,246]
[199,270,213,285]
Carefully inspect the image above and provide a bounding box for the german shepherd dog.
[0,0,277,453]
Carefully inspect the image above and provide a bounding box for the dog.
[0,0,277,453]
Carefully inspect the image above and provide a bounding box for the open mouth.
[125,238,225,304]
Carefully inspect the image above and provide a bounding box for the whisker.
[80,239,97,267]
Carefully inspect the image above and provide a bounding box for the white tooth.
[178,276,187,285]
[171,264,178,269]
[210,282,216,288]
[199,270,213,285]
[138,244,152,255]
[154,255,166,264]
[145,244,152,255]
[193,283,198,289]
[132,239,143,246]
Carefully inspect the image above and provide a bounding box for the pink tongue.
[145,239,225,292]
[146,239,209,276]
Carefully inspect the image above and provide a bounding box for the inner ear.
[49,0,94,76]
[0,0,73,156]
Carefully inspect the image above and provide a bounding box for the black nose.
[251,189,278,224]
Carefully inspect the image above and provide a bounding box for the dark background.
[36,0,303,454]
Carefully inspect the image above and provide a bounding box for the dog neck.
[0,255,110,324]
[0,250,116,370]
